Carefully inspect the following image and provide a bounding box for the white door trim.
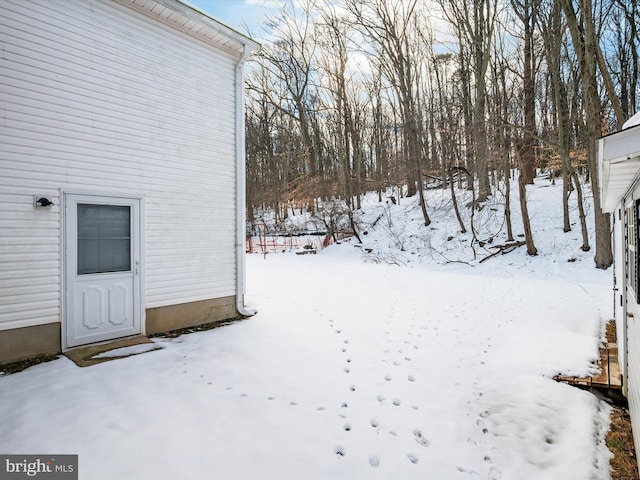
[62,192,144,350]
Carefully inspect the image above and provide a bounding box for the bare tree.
[347,0,431,226]
[318,9,356,207]
[258,0,321,179]
[610,0,639,119]
[510,0,538,184]
[491,47,515,242]
[538,0,589,249]
[437,0,499,203]
[561,0,612,268]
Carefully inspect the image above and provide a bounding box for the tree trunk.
[512,0,537,184]
[518,171,538,256]
[505,162,514,242]
[449,168,467,233]
[571,171,591,251]
[562,0,612,269]
[541,0,572,233]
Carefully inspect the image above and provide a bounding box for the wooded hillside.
[244,0,638,269]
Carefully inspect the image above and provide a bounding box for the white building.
[0,0,259,364]
[598,112,640,461]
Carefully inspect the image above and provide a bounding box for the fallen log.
[479,241,527,264]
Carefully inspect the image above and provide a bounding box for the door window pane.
[78,204,131,274]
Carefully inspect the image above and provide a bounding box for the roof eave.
[113,0,260,57]
[598,128,640,212]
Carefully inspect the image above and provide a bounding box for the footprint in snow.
[369,455,380,468]
[349,385,356,392]
[334,445,346,457]
[343,422,352,432]
[384,374,392,381]
[392,398,401,406]
[343,367,350,373]
[407,453,419,464]
[413,429,430,447]
[408,375,416,382]
[456,466,479,475]
[376,394,385,403]
[370,418,379,428]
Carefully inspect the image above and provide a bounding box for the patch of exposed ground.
[0,355,59,375]
[609,405,639,480]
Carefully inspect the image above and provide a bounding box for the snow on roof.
[599,114,640,212]
[623,111,640,130]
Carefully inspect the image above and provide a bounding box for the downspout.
[614,206,627,396]
[621,206,629,396]
[235,44,257,316]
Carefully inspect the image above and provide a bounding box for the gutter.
[235,43,259,317]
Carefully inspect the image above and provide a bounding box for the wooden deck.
[554,321,622,391]
[554,343,622,390]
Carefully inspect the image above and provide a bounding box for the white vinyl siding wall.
[628,319,640,460]
[0,0,238,330]
[627,191,640,463]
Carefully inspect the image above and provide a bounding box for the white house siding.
[625,188,640,459]
[628,318,640,457]
[627,251,640,459]
[0,0,240,332]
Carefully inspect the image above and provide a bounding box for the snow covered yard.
[0,250,613,479]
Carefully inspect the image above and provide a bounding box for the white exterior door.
[65,194,142,348]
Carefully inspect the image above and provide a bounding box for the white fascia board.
[114,0,260,56]
[598,126,640,212]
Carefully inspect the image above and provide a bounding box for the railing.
[246,223,328,258]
